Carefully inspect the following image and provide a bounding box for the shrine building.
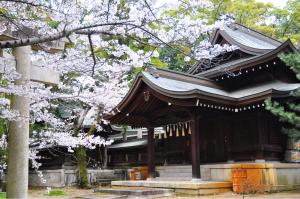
[106,23,300,181]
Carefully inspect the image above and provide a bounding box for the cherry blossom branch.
[87,34,97,77]
[0,21,133,48]
[0,0,49,8]
[143,0,158,22]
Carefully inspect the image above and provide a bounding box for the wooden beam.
[147,127,155,179]
[190,112,201,179]
[149,106,190,118]
[151,116,190,127]
[0,57,59,85]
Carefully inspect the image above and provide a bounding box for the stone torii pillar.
[6,46,59,199]
[7,46,31,198]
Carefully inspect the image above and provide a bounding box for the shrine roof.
[219,24,281,50]
[106,67,300,126]
[188,23,297,76]
[142,70,300,100]
[196,40,297,78]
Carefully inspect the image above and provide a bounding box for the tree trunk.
[7,46,31,198]
[75,146,89,188]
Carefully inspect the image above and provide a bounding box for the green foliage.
[0,118,5,135]
[157,0,300,73]
[225,0,273,26]
[150,57,168,68]
[46,190,65,196]
[0,8,8,16]
[265,53,300,139]
[0,192,6,199]
[1,79,9,87]
[211,0,300,45]
[46,17,61,29]
[158,47,192,72]
[127,67,143,87]
[279,53,300,78]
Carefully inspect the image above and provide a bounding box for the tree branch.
[0,0,65,14]
[87,34,97,77]
[144,0,158,22]
[0,21,132,48]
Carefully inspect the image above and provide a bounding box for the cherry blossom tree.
[0,0,237,195]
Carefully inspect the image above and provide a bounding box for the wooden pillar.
[191,114,201,180]
[147,127,155,179]
[103,146,108,169]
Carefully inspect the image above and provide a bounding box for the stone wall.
[28,169,125,188]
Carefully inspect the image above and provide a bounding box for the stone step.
[96,178,118,186]
[76,195,127,199]
[94,187,173,197]
[158,172,192,178]
[157,169,192,173]
[154,177,192,181]
[156,165,192,170]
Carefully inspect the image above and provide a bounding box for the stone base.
[95,187,173,197]
[201,162,300,192]
[111,180,232,196]
[175,187,232,195]
[28,169,125,187]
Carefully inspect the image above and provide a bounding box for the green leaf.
[1,79,9,86]
[47,20,61,29]
[150,57,168,68]
[95,49,109,59]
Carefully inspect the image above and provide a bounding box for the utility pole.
[7,46,31,198]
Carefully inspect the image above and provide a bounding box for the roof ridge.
[142,68,221,89]
[188,22,282,75]
[197,39,297,78]
[154,68,211,81]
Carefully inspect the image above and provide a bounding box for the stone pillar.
[147,127,155,179]
[191,114,201,180]
[7,46,31,198]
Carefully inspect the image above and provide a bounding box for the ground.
[159,191,300,199]
[27,187,300,199]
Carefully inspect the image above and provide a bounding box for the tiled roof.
[143,71,300,99]
[222,24,281,50]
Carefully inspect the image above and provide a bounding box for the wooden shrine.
[105,23,300,180]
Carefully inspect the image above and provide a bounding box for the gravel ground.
[28,187,95,199]
[158,190,300,199]
[28,187,300,199]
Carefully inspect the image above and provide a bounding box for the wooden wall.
[201,110,286,162]
[107,109,286,167]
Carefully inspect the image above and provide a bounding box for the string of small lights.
[215,61,277,81]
